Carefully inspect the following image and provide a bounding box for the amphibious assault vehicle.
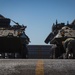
[0,15,30,58]
[45,20,75,59]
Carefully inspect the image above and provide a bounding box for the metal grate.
[28,45,51,59]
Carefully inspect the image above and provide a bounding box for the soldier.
[63,38,75,58]
[67,39,75,58]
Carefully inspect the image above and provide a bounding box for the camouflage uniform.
[63,38,75,58]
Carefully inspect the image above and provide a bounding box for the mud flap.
[20,44,28,59]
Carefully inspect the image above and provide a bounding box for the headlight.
[60,30,65,36]
[18,31,22,36]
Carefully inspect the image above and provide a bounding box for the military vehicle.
[0,14,30,58]
[45,20,75,59]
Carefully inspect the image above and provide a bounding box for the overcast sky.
[0,0,75,45]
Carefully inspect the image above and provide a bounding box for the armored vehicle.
[0,15,30,58]
[45,20,75,59]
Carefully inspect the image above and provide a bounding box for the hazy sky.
[0,0,75,45]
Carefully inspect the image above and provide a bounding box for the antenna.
[67,21,69,25]
[11,20,19,25]
[56,20,58,25]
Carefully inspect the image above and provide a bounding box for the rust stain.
[35,60,44,75]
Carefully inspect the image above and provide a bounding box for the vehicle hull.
[0,37,23,53]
